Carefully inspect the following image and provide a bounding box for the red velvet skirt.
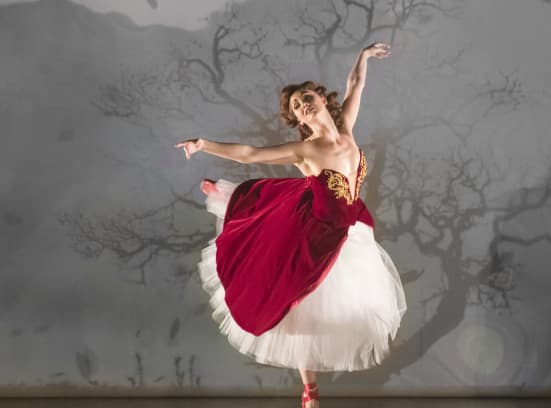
[198,178,407,372]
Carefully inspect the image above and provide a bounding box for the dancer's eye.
[303,94,313,103]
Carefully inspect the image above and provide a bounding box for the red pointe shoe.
[200,179,220,195]
[301,382,319,408]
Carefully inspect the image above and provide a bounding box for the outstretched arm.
[174,138,304,165]
[341,43,390,133]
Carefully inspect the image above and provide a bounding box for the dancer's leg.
[299,369,319,408]
[299,369,317,384]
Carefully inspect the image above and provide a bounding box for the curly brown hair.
[279,81,344,141]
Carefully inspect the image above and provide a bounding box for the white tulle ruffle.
[197,178,407,372]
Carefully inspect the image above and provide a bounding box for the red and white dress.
[198,147,407,372]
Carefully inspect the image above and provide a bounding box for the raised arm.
[341,43,390,133]
[174,138,304,165]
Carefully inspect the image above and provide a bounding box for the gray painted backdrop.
[1,0,550,397]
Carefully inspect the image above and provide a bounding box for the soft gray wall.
[1,0,550,397]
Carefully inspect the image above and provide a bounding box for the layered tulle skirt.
[198,179,407,372]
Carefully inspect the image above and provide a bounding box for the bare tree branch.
[57,188,211,285]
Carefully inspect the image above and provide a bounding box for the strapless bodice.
[307,148,369,227]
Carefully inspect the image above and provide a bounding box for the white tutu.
[198,179,407,372]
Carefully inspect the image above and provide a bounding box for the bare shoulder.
[291,139,318,175]
[294,132,358,176]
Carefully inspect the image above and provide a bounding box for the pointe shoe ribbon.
[301,382,318,408]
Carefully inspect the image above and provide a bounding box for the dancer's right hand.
[174,138,203,159]
[364,42,391,59]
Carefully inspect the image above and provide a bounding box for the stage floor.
[0,398,549,408]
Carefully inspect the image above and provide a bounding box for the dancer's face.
[289,89,327,126]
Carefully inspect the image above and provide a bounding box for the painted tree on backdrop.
[62,0,466,283]
[57,0,551,385]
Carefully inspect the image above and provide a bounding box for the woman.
[174,42,406,408]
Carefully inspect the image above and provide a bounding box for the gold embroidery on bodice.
[323,149,367,205]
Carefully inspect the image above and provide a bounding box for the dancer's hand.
[364,42,391,59]
[174,138,203,159]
